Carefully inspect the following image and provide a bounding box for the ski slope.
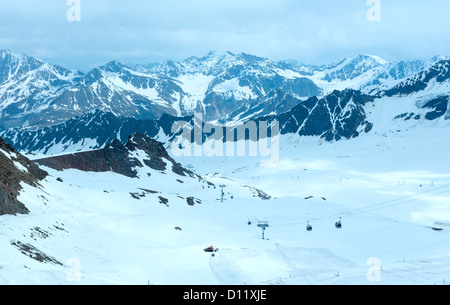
[1,117,450,285]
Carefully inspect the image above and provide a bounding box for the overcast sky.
[0,0,449,72]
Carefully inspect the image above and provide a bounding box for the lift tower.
[219,184,226,202]
[257,221,269,239]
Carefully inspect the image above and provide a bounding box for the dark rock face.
[11,240,63,265]
[421,96,449,120]
[186,197,202,206]
[255,89,375,141]
[0,110,190,155]
[0,137,48,215]
[3,89,376,157]
[34,133,191,178]
[34,139,140,178]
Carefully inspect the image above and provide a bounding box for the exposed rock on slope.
[2,89,376,155]
[0,137,47,215]
[34,133,192,178]
[255,89,375,141]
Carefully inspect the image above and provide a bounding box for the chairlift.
[306,221,312,232]
[335,217,342,229]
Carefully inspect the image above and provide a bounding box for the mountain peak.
[357,54,390,65]
[100,60,127,72]
[0,49,45,66]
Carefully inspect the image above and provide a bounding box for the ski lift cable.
[307,184,450,222]
[345,188,450,218]
[270,189,450,228]
[322,184,450,219]
[269,184,450,228]
[277,188,450,228]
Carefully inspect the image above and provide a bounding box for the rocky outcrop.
[254,89,375,141]
[0,137,48,215]
[125,133,190,176]
[35,138,140,177]
[34,133,192,178]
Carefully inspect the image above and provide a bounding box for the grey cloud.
[0,0,448,71]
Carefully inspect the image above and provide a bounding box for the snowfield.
[1,115,450,285]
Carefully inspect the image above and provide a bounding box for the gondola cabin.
[335,217,342,229]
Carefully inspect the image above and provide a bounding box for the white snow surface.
[1,115,450,285]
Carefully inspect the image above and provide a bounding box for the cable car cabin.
[306,221,312,232]
[335,217,342,229]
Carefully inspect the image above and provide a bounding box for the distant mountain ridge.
[0,50,322,130]
[1,50,450,156]
[1,49,447,132]
[0,89,396,155]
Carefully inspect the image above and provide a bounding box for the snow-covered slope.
[304,54,448,95]
[2,49,450,285]
[1,113,450,284]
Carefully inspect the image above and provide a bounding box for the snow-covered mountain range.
[1,50,449,156]
[1,50,450,285]
[0,50,321,130]
[0,89,374,154]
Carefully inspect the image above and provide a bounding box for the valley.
[1,124,450,284]
[0,50,449,285]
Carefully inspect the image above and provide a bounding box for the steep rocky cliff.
[0,137,47,215]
